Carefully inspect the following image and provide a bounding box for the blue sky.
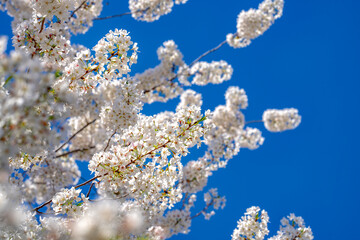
[1,0,360,239]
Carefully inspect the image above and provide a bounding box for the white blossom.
[190,60,233,86]
[0,1,312,239]
[129,0,188,22]
[240,127,264,150]
[72,200,145,240]
[227,0,284,48]
[268,214,314,240]
[52,187,88,216]
[263,108,301,132]
[231,206,270,240]
[0,36,7,54]
[136,40,185,103]
[226,86,248,110]
[176,89,203,111]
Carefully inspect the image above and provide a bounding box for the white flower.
[0,36,7,54]
[227,0,284,48]
[51,187,87,216]
[240,127,264,150]
[226,86,248,110]
[268,214,314,240]
[129,0,188,22]
[191,60,233,86]
[263,108,301,132]
[231,206,269,240]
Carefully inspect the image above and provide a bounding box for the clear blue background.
[1,0,359,239]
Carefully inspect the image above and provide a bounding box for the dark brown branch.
[54,119,97,153]
[94,11,132,20]
[33,199,52,212]
[33,173,107,212]
[86,182,95,198]
[104,130,117,152]
[55,146,95,158]
[39,17,45,33]
[143,38,227,94]
[180,193,188,210]
[94,8,149,21]
[189,39,227,68]
[70,0,87,18]
[191,199,214,219]
[75,174,105,189]
[245,120,263,125]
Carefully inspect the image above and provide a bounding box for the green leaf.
[194,116,207,126]
[3,75,13,86]
[55,70,62,78]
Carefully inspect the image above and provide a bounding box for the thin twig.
[86,182,95,198]
[55,146,95,158]
[94,8,149,21]
[189,39,227,67]
[245,120,263,125]
[103,130,117,152]
[70,0,87,18]
[180,193,188,210]
[33,199,52,212]
[75,174,106,189]
[94,11,132,20]
[33,173,107,212]
[143,39,227,94]
[39,17,45,33]
[54,119,97,153]
[191,199,214,219]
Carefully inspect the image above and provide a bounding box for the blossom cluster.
[98,77,143,131]
[10,152,80,204]
[71,200,144,240]
[52,187,87,216]
[135,41,235,104]
[129,0,188,22]
[0,39,65,169]
[227,0,284,48]
[68,1,103,34]
[263,108,302,132]
[231,207,314,240]
[269,214,314,240]
[89,105,210,214]
[58,28,138,92]
[231,206,270,240]
[0,184,41,239]
[135,40,186,103]
[0,0,312,239]
[190,60,233,86]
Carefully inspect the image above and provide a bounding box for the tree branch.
[70,0,87,18]
[191,199,214,219]
[94,8,150,21]
[180,193,188,210]
[94,11,132,20]
[74,174,106,189]
[54,118,97,153]
[86,181,95,198]
[33,199,53,212]
[189,39,227,68]
[55,146,95,158]
[103,130,117,152]
[33,173,107,212]
[143,38,227,94]
[245,120,263,125]
[39,17,45,33]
